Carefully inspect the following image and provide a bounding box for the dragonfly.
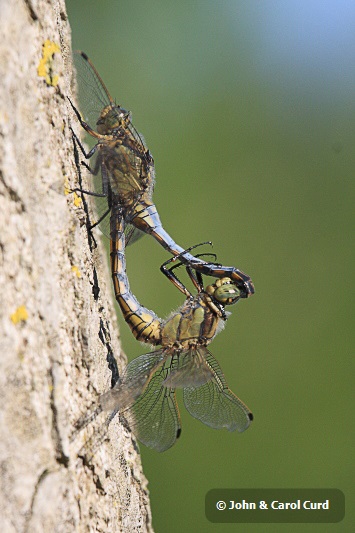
[74,213,253,453]
[69,51,255,299]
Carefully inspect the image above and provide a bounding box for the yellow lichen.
[37,40,60,86]
[11,305,29,324]
[64,176,71,195]
[71,266,81,278]
[73,192,82,207]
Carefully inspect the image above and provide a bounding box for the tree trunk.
[0,1,152,531]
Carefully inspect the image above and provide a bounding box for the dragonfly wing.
[73,51,112,129]
[125,225,145,246]
[163,347,215,388]
[99,349,166,413]
[183,348,253,433]
[127,122,148,152]
[81,157,112,237]
[122,360,182,452]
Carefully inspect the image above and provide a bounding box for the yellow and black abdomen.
[110,203,162,345]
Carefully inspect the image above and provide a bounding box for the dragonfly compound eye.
[213,279,241,305]
[97,106,130,134]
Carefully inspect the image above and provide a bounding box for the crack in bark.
[99,318,119,387]
[49,366,70,467]
[0,169,26,210]
[92,266,100,300]
[23,0,38,21]
[24,468,50,531]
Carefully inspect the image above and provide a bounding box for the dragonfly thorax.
[96,105,131,135]
[160,294,222,350]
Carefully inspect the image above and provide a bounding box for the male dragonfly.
[74,212,253,452]
[69,51,255,299]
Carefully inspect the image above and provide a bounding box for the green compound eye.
[96,106,131,134]
[214,282,241,305]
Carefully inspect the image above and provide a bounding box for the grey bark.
[0,1,152,531]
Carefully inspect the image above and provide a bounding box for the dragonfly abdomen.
[129,202,184,252]
[110,206,162,345]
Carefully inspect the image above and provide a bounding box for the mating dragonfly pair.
[70,52,254,452]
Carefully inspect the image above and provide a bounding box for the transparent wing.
[73,51,112,130]
[125,225,145,246]
[100,349,166,413]
[70,351,167,461]
[183,348,253,432]
[122,359,182,452]
[72,410,116,465]
[163,347,215,388]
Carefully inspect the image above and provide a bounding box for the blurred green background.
[66,1,354,531]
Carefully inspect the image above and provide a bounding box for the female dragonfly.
[74,210,253,453]
[69,51,254,299]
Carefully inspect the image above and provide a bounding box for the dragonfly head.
[206,278,241,307]
[96,104,131,134]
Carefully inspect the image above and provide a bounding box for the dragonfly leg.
[70,187,107,199]
[70,134,107,201]
[162,240,254,298]
[70,126,112,236]
[185,252,221,290]
[161,259,201,292]
[89,206,111,231]
[69,125,94,159]
[70,134,98,249]
[69,125,100,177]
[193,252,218,263]
[171,247,254,298]
[161,243,215,296]
[68,97,104,141]
[160,260,192,297]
